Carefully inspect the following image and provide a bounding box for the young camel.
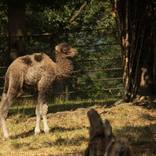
[84,109,133,156]
[0,43,77,139]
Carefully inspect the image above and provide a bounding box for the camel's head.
[55,43,78,58]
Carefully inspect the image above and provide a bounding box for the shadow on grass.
[12,126,86,140]
[52,135,88,146]
[11,129,34,139]
[12,133,88,150]
[115,114,156,155]
[9,99,116,117]
[134,100,156,109]
[50,126,85,133]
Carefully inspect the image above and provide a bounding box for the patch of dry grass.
[0,101,156,156]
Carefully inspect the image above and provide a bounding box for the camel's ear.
[55,43,69,54]
[55,45,59,52]
[103,119,112,138]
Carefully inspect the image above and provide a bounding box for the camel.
[84,109,133,156]
[0,43,78,139]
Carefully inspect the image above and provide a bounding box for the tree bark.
[84,109,133,156]
[84,109,109,156]
[114,0,156,102]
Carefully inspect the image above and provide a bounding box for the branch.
[69,2,87,23]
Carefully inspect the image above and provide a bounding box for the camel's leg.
[34,104,41,135]
[41,103,49,133]
[0,92,16,138]
[36,92,49,134]
[34,102,49,135]
[0,93,10,139]
[39,93,49,134]
[36,78,51,134]
[1,116,9,139]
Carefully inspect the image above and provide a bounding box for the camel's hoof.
[34,128,41,135]
[3,136,10,141]
[44,128,50,134]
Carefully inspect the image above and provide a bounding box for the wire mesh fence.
[0,30,123,102]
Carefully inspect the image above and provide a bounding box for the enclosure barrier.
[0,31,123,101]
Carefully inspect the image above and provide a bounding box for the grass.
[0,99,156,156]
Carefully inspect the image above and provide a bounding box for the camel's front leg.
[36,78,50,134]
[34,104,41,135]
[34,103,49,135]
[41,103,49,133]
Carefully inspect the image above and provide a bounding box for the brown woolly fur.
[0,42,77,139]
[34,53,43,62]
[21,56,32,65]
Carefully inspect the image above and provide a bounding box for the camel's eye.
[62,47,69,53]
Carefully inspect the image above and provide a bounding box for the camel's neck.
[55,54,73,79]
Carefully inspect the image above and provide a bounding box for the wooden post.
[8,3,26,61]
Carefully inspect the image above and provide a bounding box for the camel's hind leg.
[0,91,16,138]
[0,73,19,139]
[0,93,9,138]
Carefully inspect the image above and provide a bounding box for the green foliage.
[0,0,123,100]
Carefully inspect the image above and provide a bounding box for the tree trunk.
[84,109,133,156]
[114,0,156,102]
[8,3,26,62]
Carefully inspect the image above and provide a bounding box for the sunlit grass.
[0,100,155,156]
